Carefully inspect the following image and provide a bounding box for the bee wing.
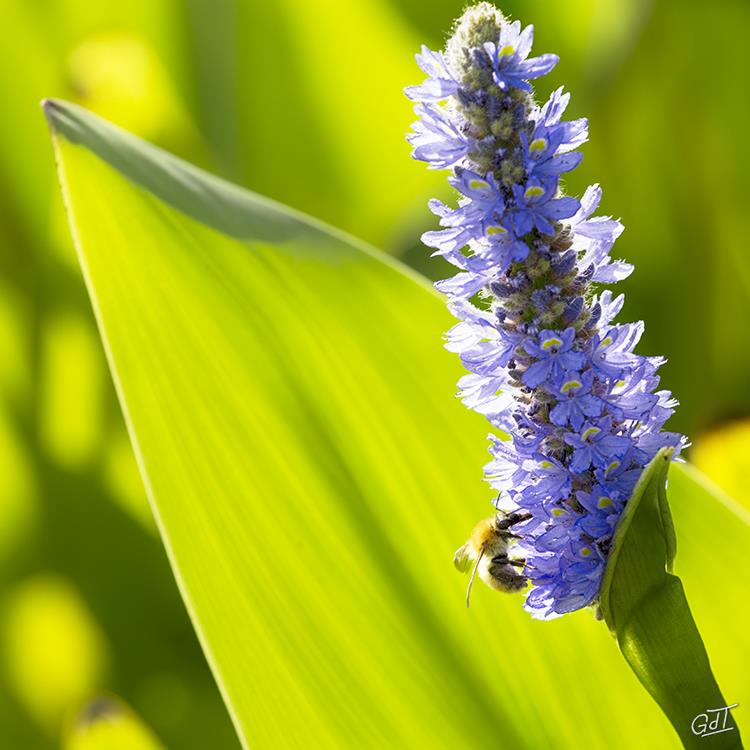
[453,543,473,573]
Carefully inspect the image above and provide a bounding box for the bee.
[454,511,531,607]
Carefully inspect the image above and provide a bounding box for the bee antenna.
[466,548,485,608]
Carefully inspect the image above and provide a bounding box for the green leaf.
[46,99,750,749]
[601,450,742,748]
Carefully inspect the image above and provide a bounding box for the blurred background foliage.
[0,0,748,747]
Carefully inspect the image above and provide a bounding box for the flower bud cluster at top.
[406,3,686,618]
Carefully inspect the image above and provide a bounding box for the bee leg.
[495,511,532,530]
[490,554,526,569]
[487,557,528,593]
[499,531,522,540]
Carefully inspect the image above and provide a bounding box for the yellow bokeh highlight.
[0,404,37,563]
[692,419,750,510]
[2,575,109,732]
[66,31,187,142]
[40,311,103,470]
[0,282,30,405]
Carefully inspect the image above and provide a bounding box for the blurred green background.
[0,0,748,747]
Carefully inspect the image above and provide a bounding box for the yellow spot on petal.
[469,179,490,191]
[541,337,563,350]
[499,44,515,57]
[552,508,567,517]
[582,426,601,441]
[561,379,582,393]
[580,547,593,557]
[486,225,507,236]
[525,185,545,199]
[597,497,613,509]
[605,460,620,476]
[530,138,547,152]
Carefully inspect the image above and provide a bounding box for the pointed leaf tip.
[41,97,63,124]
[600,449,743,748]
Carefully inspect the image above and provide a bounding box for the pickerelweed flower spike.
[407,3,687,619]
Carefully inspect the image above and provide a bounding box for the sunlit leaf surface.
[48,100,750,749]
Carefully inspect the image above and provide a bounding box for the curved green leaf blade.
[46,99,750,749]
[601,450,742,748]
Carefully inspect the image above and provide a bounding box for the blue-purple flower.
[406,2,687,618]
[483,22,559,92]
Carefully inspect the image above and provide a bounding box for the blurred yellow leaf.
[65,695,165,750]
[691,420,750,511]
